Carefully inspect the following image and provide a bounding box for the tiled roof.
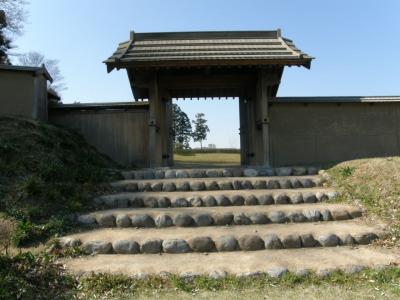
[104,30,313,71]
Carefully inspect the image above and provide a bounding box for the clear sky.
[12,0,400,148]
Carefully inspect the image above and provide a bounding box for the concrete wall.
[270,102,400,166]
[49,104,149,167]
[0,68,49,121]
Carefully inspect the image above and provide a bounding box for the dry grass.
[0,216,16,255]
[173,152,240,168]
[326,156,400,247]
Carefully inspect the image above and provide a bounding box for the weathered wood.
[239,96,248,165]
[148,72,163,167]
[258,69,271,166]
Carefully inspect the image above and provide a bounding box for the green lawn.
[173,152,241,168]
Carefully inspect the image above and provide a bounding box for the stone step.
[110,175,324,193]
[78,203,362,228]
[60,220,382,255]
[94,188,336,209]
[122,166,320,180]
[62,246,399,278]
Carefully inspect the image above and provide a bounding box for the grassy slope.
[326,157,400,246]
[0,116,119,246]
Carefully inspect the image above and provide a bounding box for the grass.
[173,152,241,168]
[326,156,400,247]
[0,116,119,247]
[74,268,400,299]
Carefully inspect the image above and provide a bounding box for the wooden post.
[164,95,174,166]
[258,69,271,167]
[148,72,163,168]
[239,96,248,165]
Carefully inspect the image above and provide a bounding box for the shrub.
[0,217,16,255]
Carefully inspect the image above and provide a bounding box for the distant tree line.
[172,104,210,150]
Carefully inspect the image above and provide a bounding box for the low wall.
[270,98,400,166]
[49,102,149,167]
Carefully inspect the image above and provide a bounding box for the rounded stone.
[143,196,158,208]
[294,269,311,277]
[274,193,290,204]
[150,182,163,192]
[141,238,163,254]
[244,168,258,177]
[213,213,233,225]
[341,234,356,245]
[237,235,264,251]
[320,209,333,221]
[157,197,171,208]
[316,192,329,202]
[292,167,307,176]
[155,170,165,179]
[163,182,176,192]
[163,239,191,253]
[248,213,269,224]
[245,195,259,206]
[278,179,292,189]
[268,211,288,223]
[275,167,292,176]
[215,195,231,206]
[353,232,379,245]
[288,212,307,223]
[215,235,238,251]
[281,234,302,248]
[343,264,365,274]
[173,214,194,227]
[230,194,245,206]
[267,267,289,278]
[290,179,302,189]
[259,167,275,176]
[188,236,215,252]
[253,180,267,189]
[172,197,189,207]
[60,237,81,248]
[142,171,155,179]
[300,178,315,188]
[290,193,304,204]
[231,168,243,177]
[206,169,221,177]
[241,180,253,189]
[125,182,138,192]
[258,194,274,205]
[155,214,173,227]
[188,169,206,178]
[165,170,176,179]
[331,210,350,220]
[176,170,189,178]
[205,181,219,190]
[348,208,363,219]
[303,209,321,222]
[194,214,214,226]
[202,195,217,207]
[233,213,252,225]
[115,214,131,227]
[129,197,144,208]
[130,215,155,228]
[264,234,283,249]
[112,240,140,254]
[316,268,336,278]
[318,233,340,247]
[209,270,228,280]
[307,167,319,175]
[302,192,317,203]
[96,213,115,227]
[222,169,233,177]
[77,214,96,226]
[218,181,233,190]
[190,181,206,191]
[300,234,318,247]
[176,182,190,192]
[82,241,112,254]
[138,182,152,192]
[232,180,242,190]
[189,196,203,207]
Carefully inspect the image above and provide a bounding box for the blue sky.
[13,0,400,148]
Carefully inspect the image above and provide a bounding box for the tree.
[18,51,66,97]
[0,0,27,64]
[171,104,192,149]
[192,113,210,149]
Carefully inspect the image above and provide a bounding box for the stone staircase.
[59,166,399,278]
